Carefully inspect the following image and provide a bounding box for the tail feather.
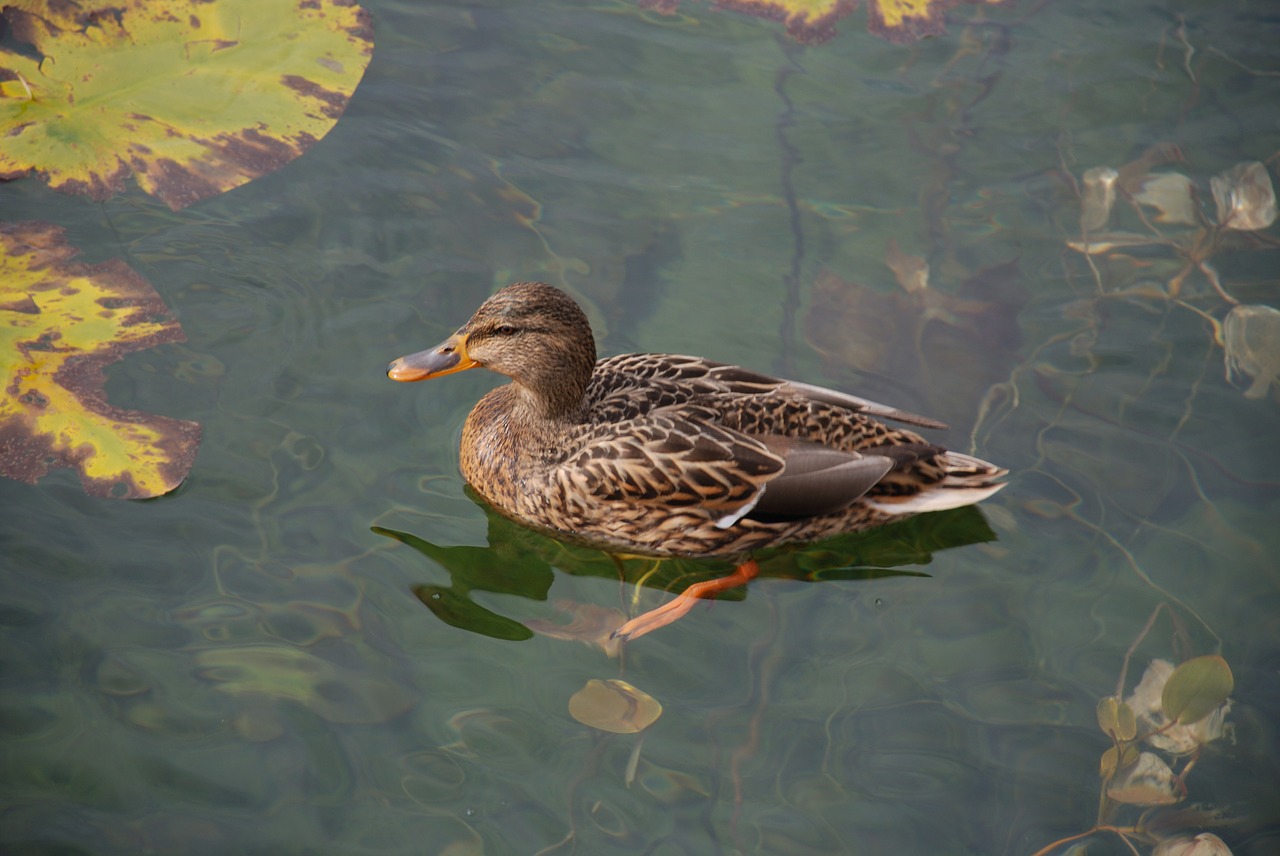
[867,451,1007,516]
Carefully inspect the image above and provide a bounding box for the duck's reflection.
[375,491,998,643]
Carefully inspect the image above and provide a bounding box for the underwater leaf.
[637,0,1006,45]
[1066,232,1170,254]
[196,644,415,724]
[1099,743,1139,780]
[568,679,662,734]
[1210,161,1277,231]
[1126,659,1233,755]
[524,600,627,658]
[1153,834,1233,856]
[0,0,373,210]
[0,221,200,498]
[804,262,1023,427]
[1106,751,1180,806]
[1134,172,1199,226]
[1223,304,1280,400]
[1080,166,1119,232]
[1162,655,1234,726]
[1096,695,1137,741]
[885,239,929,293]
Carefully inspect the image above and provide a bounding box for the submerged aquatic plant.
[1032,608,1237,856]
[1066,152,1279,402]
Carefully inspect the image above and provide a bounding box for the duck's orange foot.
[611,559,761,642]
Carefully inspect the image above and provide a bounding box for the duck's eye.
[494,324,518,336]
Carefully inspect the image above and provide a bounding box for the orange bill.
[387,333,478,381]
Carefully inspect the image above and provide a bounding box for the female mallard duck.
[389,282,1005,640]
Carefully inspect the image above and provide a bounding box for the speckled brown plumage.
[389,281,1006,558]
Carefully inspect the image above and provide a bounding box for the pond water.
[3,1,1279,854]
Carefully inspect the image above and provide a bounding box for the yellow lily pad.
[0,0,373,210]
[0,221,200,498]
[568,679,662,734]
[638,0,1006,44]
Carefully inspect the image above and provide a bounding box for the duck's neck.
[513,369,590,421]
[510,334,596,420]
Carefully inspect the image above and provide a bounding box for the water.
[3,1,1279,853]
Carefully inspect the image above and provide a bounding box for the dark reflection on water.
[376,488,995,641]
[3,0,1280,854]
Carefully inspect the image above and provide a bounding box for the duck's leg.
[611,559,761,642]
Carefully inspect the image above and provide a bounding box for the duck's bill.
[387,334,478,381]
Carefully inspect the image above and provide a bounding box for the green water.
[3,1,1278,854]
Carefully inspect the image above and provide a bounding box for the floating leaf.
[1153,833,1233,856]
[1080,166,1119,232]
[568,679,662,734]
[1162,655,1234,726]
[1106,751,1180,806]
[1223,304,1280,400]
[637,0,1005,45]
[0,221,200,498]
[0,0,373,210]
[1096,696,1137,741]
[1134,172,1199,226]
[1211,161,1277,231]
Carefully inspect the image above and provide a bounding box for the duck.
[388,281,1006,641]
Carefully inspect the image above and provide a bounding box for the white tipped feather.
[866,451,1008,516]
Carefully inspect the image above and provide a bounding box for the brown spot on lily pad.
[637,0,1003,44]
[1,221,201,498]
[0,0,373,210]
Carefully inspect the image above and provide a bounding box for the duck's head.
[387,282,597,416]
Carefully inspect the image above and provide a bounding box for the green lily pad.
[1,221,200,498]
[0,0,373,209]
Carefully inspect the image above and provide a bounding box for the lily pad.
[637,0,1005,45]
[0,0,373,210]
[0,221,200,498]
[568,679,662,734]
